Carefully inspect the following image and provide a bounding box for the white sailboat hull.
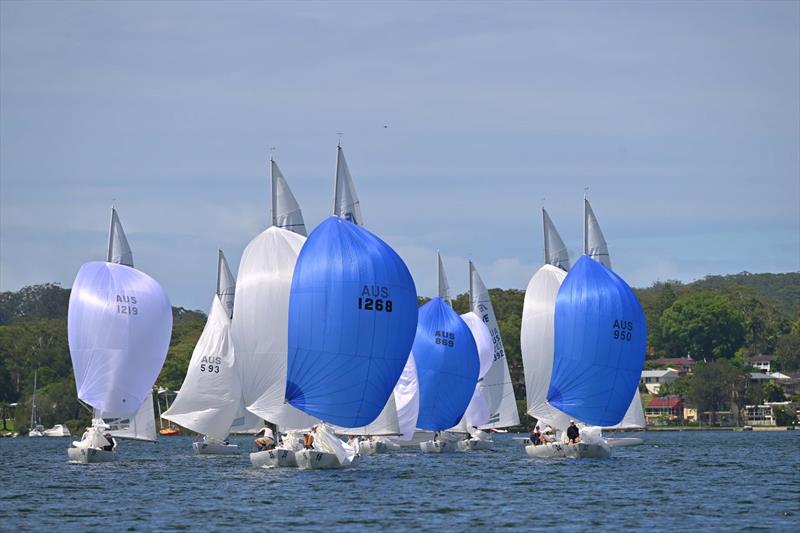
[357,439,388,455]
[43,425,71,437]
[392,430,435,448]
[28,430,44,437]
[295,449,353,469]
[192,441,240,456]
[606,437,643,448]
[525,442,568,458]
[67,447,116,464]
[250,448,298,468]
[457,438,493,451]
[419,440,456,453]
[564,441,612,458]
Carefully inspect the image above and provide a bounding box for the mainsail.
[285,216,418,427]
[437,252,452,304]
[469,262,520,429]
[69,208,171,441]
[271,160,307,236]
[161,295,241,441]
[233,226,318,430]
[606,388,646,429]
[448,311,495,431]
[216,250,236,319]
[546,256,646,426]
[333,395,401,436]
[107,207,133,267]
[584,198,611,270]
[333,146,364,226]
[543,208,570,271]
[393,354,420,440]
[413,297,480,431]
[520,264,573,430]
[96,391,157,442]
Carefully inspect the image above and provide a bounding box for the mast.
[333,144,341,216]
[216,249,223,297]
[469,261,474,309]
[107,208,116,263]
[542,208,550,265]
[271,159,278,228]
[30,368,38,427]
[583,192,588,256]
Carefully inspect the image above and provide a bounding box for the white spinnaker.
[520,264,572,430]
[107,208,133,267]
[469,263,520,429]
[333,394,401,436]
[584,198,611,270]
[333,146,363,226]
[162,296,240,441]
[272,160,308,236]
[68,261,172,418]
[543,208,570,271]
[393,353,420,441]
[217,250,236,319]
[437,252,452,304]
[96,391,157,442]
[232,226,319,430]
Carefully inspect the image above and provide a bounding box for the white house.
[640,369,679,394]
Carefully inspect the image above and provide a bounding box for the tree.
[762,381,786,403]
[659,293,746,360]
[774,320,800,372]
[687,360,748,425]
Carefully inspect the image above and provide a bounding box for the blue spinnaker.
[546,256,646,426]
[413,297,480,430]
[285,216,418,427]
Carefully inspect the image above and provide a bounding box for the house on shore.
[645,395,683,425]
[641,369,679,394]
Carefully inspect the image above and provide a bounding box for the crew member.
[566,420,580,444]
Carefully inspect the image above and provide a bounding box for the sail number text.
[435,330,455,348]
[116,294,138,316]
[200,356,221,373]
[613,319,633,341]
[358,285,392,312]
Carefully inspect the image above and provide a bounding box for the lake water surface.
[1,431,798,531]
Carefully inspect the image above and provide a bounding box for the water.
[1,431,798,531]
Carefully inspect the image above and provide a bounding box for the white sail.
[96,391,157,442]
[584,198,611,270]
[437,252,452,304]
[232,226,319,430]
[271,160,307,236]
[107,208,133,267]
[461,312,494,379]
[333,394,401,436]
[333,146,364,226]
[216,250,236,319]
[469,262,520,429]
[229,408,265,434]
[393,353,420,441]
[161,296,241,441]
[543,208,570,271]
[606,388,645,429]
[520,264,572,430]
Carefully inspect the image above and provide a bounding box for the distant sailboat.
[162,250,243,456]
[28,369,43,437]
[237,160,318,469]
[67,208,172,463]
[417,253,480,453]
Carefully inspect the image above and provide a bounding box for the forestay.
[333,146,363,226]
[285,216,418,427]
[520,264,573,430]
[68,261,172,417]
[543,208,570,271]
[232,226,319,430]
[413,298,480,431]
[547,256,646,427]
[272,160,307,236]
[162,296,240,441]
[469,263,520,429]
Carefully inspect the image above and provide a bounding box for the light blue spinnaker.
[413,297,480,431]
[285,216,418,427]
[546,256,646,427]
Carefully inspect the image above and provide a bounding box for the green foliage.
[659,292,746,360]
[686,360,749,424]
[762,380,786,403]
[773,405,798,426]
[774,320,800,372]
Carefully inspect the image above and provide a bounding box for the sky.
[1,1,798,311]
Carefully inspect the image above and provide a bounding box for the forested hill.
[1,271,798,432]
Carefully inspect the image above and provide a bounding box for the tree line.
[1,271,798,432]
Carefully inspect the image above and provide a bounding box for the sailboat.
[417,253,481,453]
[457,262,521,451]
[162,250,242,456]
[583,197,646,447]
[67,208,172,463]
[28,369,44,437]
[286,146,419,469]
[236,159,318,469]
